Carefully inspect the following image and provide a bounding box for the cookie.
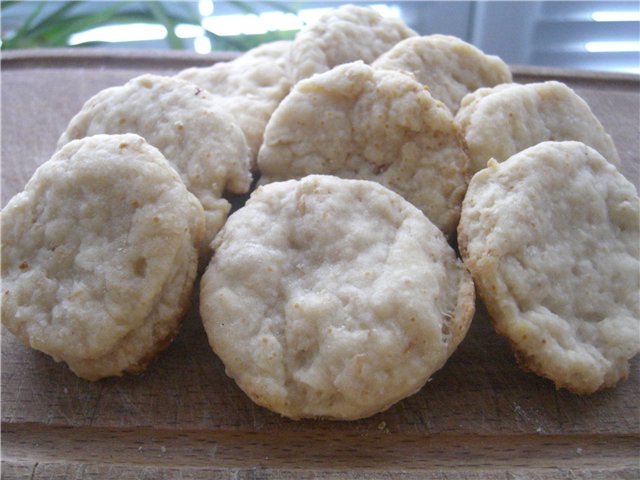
[176,41,293,169]
[200,175,475,419]
[57,74,252,259]
[458,141,639,393]
[1,134,205,380]
[258,61,470,237]
[289,4,416,83]
[372,34,511,114]
[454,81,621,174]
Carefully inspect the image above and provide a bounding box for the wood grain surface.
[1,49,639,479]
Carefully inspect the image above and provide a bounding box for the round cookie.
[176,41,293,169]
[289,4,416,83]
[57,74,252,259]
[1,134,205,380]
[372,34,512,114]
[258,61,471,237]
[454,81,621,174]
[200,175,475,420]
[458,141,639,394]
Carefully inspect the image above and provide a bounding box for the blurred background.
[1,1,639,74]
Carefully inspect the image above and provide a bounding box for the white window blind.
[531,1,640,73]
[471,1,640,74]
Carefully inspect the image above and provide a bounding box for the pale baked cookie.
[289,4,416,83]
[57,74,252,258]
[258,61,470,237]
[201,175,475,420]
[1,134,205,380]
[372,34,512,114]
[176,41,293,168]
[455,81,621,174]
[458,141,639,394]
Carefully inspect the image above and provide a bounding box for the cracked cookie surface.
[288,4,416,83]
[258,62,470,237]
[458,141,639,393]
[200,175,474,419]
[455,81,621,174]
[1,134,204,380]
[372,34,511,114]
[57,74,251,259]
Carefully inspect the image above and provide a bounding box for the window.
[2,1,638,74]
[470,1,640,74]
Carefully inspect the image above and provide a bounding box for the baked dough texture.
[1,134,205,380]
[57,74,252,257]
[454,81,621,174]
[200,175,475,419]
[176,41,293,168]
[258,61,470,237]
[372,34,512,114]
[289,4,416,83]
[458,141,639,394]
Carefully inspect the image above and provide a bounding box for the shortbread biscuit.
[458,141,639,394]
[289,4,416,83]
[372,34,512,113]
[455,81,621,174]
[176,41,292,168]
[57,74,252,258]
[201,175,475,420]
[258,61,470,237]
[1,134,205,380]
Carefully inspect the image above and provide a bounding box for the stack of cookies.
[2,4,638,420]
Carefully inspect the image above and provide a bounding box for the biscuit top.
[201,175,474,419]
[289,4,416,82]
[1,134,200,360]
[372,34,512,113]
[455,81,621,173]
[176,42,293,165]
[57,74,252,253]
[258,61,470,237]
[58,74,251,198]
[177,41,291,98]
[458,141,639,393]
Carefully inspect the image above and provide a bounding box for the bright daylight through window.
[1,1,638,73]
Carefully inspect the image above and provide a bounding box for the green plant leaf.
[1,0,299,51]
[263,1,300,15]
[145,1,183,49]
[20,1,80,37]
[1,1,21,11]
[229,1,262,15]
[35,2,129,47]
[168,0,202,25]
[205,30,245,51]
[2,1,100,48]
[43,5,131,46]
[2,0,47,48]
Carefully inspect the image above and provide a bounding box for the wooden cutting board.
[2,49,639,479]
